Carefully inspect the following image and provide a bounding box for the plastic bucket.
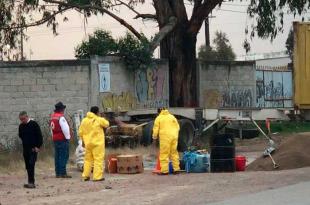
[235,155,246,171]
[169,161,174,174]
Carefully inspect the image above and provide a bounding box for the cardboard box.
[117,154,144,174]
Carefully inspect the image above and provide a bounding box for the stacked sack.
[75,140,85,171]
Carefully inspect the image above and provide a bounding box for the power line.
[29,30,89,37]
[216,8,310,15]
[222,3,249,7]
[217,9,247,13]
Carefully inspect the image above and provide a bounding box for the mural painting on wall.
[102,92,136,112]
[135,67,168,108]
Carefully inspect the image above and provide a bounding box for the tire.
[141,121,154,146]
[178,119,195,152]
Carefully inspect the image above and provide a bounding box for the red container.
[235,155,246,171]
[108,158,118,173]
[105,153,119,172]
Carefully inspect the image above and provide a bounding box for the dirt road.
[1,165,310,205]
[1,134,310,205]
[209,181,310,205]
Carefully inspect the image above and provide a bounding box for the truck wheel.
[178,119,195,152]
[141,121,154,146]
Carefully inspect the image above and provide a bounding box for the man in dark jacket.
[18,111,43,189]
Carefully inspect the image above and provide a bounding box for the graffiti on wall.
[203,89,222,108]
[135,68,168,108]
[256,70,292,108]
[256,71,265,107]
[265,81,283,100]
[102,92,136,111]
[222,89,253,108]
[203,89,253,108]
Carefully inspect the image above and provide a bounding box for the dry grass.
[0,151,24,174]
[0,144,157,174]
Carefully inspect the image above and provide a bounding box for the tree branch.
[43,0,143,40]
[149,16,177,52]
[192,0,203,18]
[115,0,157,21]
[134,13,157,20]
[115,0,139,15]
[188,0,223,34]
[0,7,71,30]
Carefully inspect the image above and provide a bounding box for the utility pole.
[205,14,215,47]
[205,17,210,47]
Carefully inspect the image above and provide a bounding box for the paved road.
[209,181,310,205]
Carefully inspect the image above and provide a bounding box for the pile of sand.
[247,133,310,171]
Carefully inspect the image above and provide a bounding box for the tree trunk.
[154,0,198,107]
[161,29,198,107]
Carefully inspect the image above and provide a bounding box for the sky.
[23,1,308,61]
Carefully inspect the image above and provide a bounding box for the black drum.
[210,134,236,172]
[210,146,235,160]
[210,159,236,172]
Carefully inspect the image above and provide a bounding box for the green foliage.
[198,45,217,61]
[198,31,236,61]
[269,121,310,134]
[286,29,294,60]
[75,29,153,70]
[24,0,39,5]
[0,0,309,60]
[75,30,117,59]
[244,0,309,52]
[117,33,153,70]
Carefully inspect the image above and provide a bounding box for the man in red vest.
[50,102,71,178]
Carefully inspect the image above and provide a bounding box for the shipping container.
[293,22,310,109]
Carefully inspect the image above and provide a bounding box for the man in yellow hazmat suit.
[79,106,109,181]
[152,108,180,175]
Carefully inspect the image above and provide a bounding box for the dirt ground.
[247,133,310,171]
[1,134,310,205]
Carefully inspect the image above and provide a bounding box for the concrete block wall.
[0,56,169,149]
[91,56,136,112]
[199,61,256,108]
[0,57,257,148]
[93,56,169,112]
[0,60,90,149]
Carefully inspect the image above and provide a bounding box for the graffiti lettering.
[256,81,264,107]
[102,92,136,111]
[265,81,283,100]
[203,89,253,108]
[256,70,292,108]
[138,100,169,109]
[222,89,253,108]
